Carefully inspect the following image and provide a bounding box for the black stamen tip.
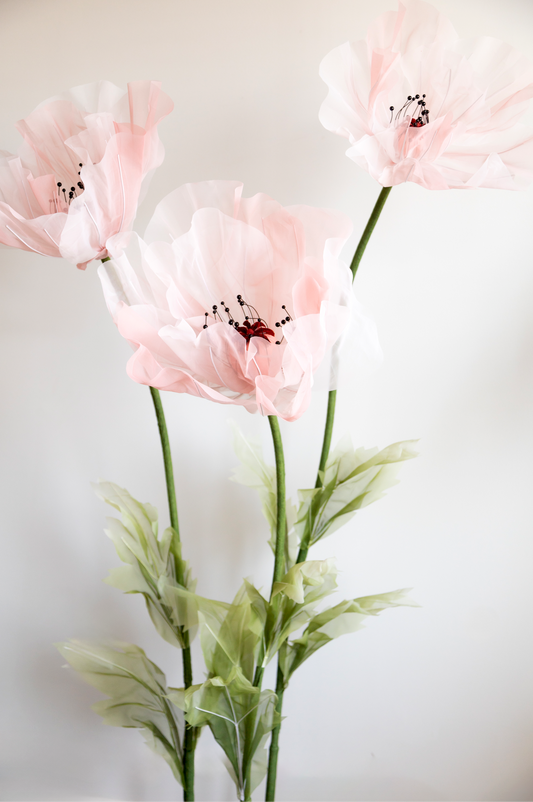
[281,320,286,325]
[57,182,62,187]
[275,341,281,345]
[275,322,281,327]
[203,324,208,329]
[389,106,394,111]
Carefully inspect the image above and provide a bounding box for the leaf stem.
[149,387,195,801]
[264,186,392,800]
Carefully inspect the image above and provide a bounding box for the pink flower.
[319,0,533,189]
[0,81,173,269]
[99,181,379,421]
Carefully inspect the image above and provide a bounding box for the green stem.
[149,387,195,801]
[295,389,337,563]
[150,388,180,539]
[264,186,392,801]
[269,416,287,593]
[265,665,284,802]
[242,417,286,801]
[349,186,392,279]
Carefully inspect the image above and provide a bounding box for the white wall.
[1,1,533,800]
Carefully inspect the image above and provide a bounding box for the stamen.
[391,92,431,128]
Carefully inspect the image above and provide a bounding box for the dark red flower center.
[202,295,292,348]
[236,319,275,343]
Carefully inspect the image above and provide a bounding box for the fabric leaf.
[57,640,184,785]
[229,422,298,567]
[170,666,279,799]
[279,588,419,683]
[94,480,196,648]
[295,438,418,550]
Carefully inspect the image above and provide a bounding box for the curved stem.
[264,186,392,801]
[149,387,195,801]
[150,388,180,539]
[349,186,392,279]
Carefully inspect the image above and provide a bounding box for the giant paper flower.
[99,181,380,421]
[0,81,173,268]
[319,0,533,189]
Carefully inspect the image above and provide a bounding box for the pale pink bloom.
[0,81,173,269]
[319,0,533,189]
[99,181,380,421]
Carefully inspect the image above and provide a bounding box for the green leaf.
[94,481,196,648]
[295,438,418,550]
[170,665,279,799]
[57,640,184,785]
[272,559,338,606]
[229,422,298,568]
[198,585,263,682]
[261,559,339,664]
[229,422,277,539]
[279,588,419,683]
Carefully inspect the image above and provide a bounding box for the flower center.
[389,93,430,127]
[202,295,292,347]
[53,163,85,212]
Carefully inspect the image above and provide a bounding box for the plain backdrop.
[1,1,533,800]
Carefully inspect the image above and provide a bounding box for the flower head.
[99,180,379,421]
[0,81,173,268]
[319,0,533,189]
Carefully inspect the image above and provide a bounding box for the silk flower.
[99,180,381,421]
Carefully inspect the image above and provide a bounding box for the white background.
[1,1,533,800]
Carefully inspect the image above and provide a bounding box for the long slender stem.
[149,387,195,801]
[295,389,337,563]
[265,664,284,801]
[349,186,392,279]
[264,186,392,801]
[269,415,287,593]
[242,416,286,801]
[150,388,180,538]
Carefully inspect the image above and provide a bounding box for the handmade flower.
[0,81,173,268]
[99,180,380,421]
[319,0,533,189]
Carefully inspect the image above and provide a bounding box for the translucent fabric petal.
[0,80,172,268]
[319,0,533,189]
[101,180,381,421]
